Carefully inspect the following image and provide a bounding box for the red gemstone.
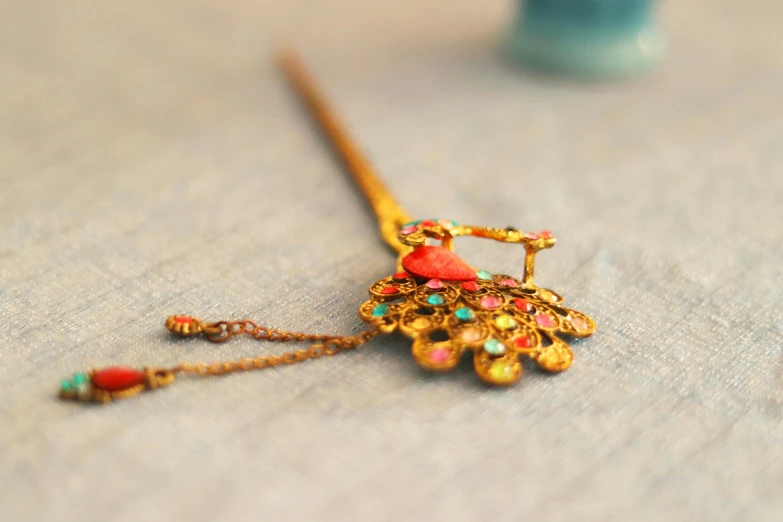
[392,272,409,281]
[380,286,399,294]
[420,219,437,227]
[174,316,193,325]
[514,298,532,312]
[461,281,480,292]
[513,336,533,349]
[92,367,146,392]
[402,246,477,282]
[539,230,553,239]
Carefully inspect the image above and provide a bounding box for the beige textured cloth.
[1,1,782,521]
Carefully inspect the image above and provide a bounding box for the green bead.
[484,338,506,356]
[477,270,493,280]
[372,304,390,317]
[427,294,445,306]
[454,307,475,322]
[72,372,89,385]
[60,379,73,391]
[403,220,422,228]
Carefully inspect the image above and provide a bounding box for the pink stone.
[402,246,477,282]
[524,232,540,240]
[401,225,417,235]
[425,279,445,290]
[500,278,518,287]
[535,314,555,328]
[380,286,399,295]
[539,230,553,239]
[438,219,454,229]
[570,316,589,331]
[429,348,450,363]
[514,298,532,312]
[480,296,501,309]
[461,328,482,342]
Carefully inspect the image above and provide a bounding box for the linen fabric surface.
[1,1,781,521]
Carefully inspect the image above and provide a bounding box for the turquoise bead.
[72,372,89,385]
[60,379,73,391]
[372,304,390,317]
[427,294,445,306]
[402,220,422,228]
[454,307,475,322]
[477,270,493,280]
[484,338,506,356]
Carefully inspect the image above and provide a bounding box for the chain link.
[200,319,347,344]
[171,319,381,377]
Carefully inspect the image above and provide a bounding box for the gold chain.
[165,316,381,377]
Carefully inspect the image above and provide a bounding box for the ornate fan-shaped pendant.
[359,219,595,386]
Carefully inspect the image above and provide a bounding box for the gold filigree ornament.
[359,220,594,385]
[58,52,594,404]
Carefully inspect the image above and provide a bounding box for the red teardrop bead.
[92,367,146,392]
[402,246,477,282]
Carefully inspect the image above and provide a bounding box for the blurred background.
[1,1,782,521]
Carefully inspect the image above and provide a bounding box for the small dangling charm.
[58,315,382,405]
[165,315,203,337]
[59,367,175,404]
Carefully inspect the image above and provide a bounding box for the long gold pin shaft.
[278,52,412,254]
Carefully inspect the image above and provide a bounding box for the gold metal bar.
[278,51,412,254]
[523,248,536,285]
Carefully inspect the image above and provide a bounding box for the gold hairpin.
[59,52,595,404]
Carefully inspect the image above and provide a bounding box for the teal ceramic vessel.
[508,0,665,78]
